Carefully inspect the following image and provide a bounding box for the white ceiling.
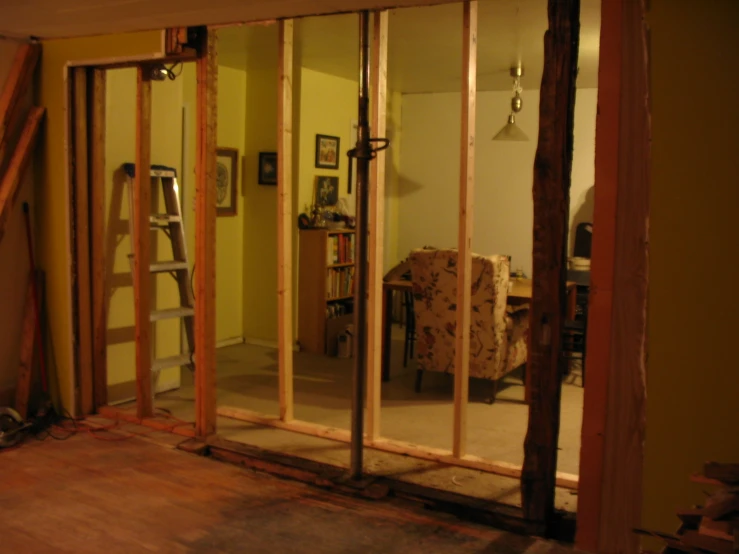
[219,0,600,94]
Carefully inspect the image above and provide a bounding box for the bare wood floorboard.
[0,431,575,553]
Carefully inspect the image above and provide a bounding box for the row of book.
[327,233,355,265]
[326,267,355,300]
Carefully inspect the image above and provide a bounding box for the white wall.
[396,88,597,276]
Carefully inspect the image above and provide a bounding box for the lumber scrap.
[0,43,40,163]
[0,106,44,243]
[14,275,36,419]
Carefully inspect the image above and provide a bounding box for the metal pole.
[350,10,372,480]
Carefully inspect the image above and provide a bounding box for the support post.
[576,0,649,551]
[73,67,94,416]
[90,68,108,409]
[452,0,477,459]
[277,20,295,422]
[194,28,218,437]
[521,0,580,527]
[350,10,372,480]
[133,65,152,419]
[366,10,388,442]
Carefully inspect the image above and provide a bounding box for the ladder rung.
[152,354,192,372]
[150,215,181,224]
[150,307,194,322]
[150,261,188,273]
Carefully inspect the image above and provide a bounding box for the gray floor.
[161,325,584,475]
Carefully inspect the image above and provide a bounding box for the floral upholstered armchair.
[409,248,528,403]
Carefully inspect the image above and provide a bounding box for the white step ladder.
[123,164,195,391]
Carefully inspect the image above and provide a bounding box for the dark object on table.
[573,222,593,258]
[297,213,311,229]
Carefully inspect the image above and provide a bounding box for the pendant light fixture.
[493,65,529,142]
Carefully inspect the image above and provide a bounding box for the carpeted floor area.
[159,325,584,475]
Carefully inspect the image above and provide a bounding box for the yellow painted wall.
[39,31,164,412]
[104,68,184,391]
[644,0,739,534]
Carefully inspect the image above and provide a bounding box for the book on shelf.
[326,266,356,300]
[325,232,356,265]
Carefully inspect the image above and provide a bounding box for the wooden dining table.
[381,278,577,383]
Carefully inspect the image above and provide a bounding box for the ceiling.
[219,0,600,94]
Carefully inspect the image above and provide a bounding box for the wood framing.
[14,276,36,420]
[277,20,295,422]
[194,28,218,437]
[452,0,477,459]
[0,106,44,243]
[576,0,649,551]
[217,406,579,489]
[165,27,191,55]
[133,65,153,419]
[0,43,40,165]
[90,69,108,409]
[521,0,579,526]
[73,67,94,416]
[366,10,388,441]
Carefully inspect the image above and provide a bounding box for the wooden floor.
[0,425,575,553]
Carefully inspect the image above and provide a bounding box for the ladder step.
[150,214,182,225]
[150,261,189,273]
[150,307,194,322]
[152,354,192,372]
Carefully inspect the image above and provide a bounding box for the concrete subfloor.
[1,431,576,553]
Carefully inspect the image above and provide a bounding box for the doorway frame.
[65,0,649,549]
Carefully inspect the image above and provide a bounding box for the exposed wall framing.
[452,0,477,459]
[366,9,388,441]
[521,0,580,528]
[133,65,153,419]
[277,19,295,422]
[194,28,218,437]
[576,0,649,551]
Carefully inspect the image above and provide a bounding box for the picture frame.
[315,134,340,170]
[216,147,238,216]
[258,151,277,185]
[314,175,340,207]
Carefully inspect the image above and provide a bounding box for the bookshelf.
[298,228,356,354]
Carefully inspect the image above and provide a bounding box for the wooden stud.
[576,0,649,551]
[194,28,218,437]
[217,406,579,490]
[277,20,295,422]
[73,67,94,416]
[521,0,579,527]
[14,276,36,420]
[0,107,44,244]
[165,27,190,55]
[366,10,389,441]
[90,69,108,410]
[0,43,40,165]
[452,0,477,459]
[133,65,153,419]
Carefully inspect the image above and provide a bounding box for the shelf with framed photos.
[298,228,356,355]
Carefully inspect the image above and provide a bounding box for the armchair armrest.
[505,304,530,345]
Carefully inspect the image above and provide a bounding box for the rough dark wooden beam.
[521,0,580,529]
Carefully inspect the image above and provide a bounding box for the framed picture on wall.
[216,147,238,216]
[258,152,277,185]
[314,175,340,207]
[315,134,340,169]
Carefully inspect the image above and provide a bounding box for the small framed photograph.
[258,152,277,185]
[314,175,340,207]
[216,147,238,216]
[315,134,340,169]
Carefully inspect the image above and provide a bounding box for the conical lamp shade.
[492,114,529,142]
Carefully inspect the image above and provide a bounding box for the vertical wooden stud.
[277,20,295,422]
[366,10,389,442]
[133,65,153,419]
[452,0,477,459]
[576,0,649,551]
[73,67,94,416]
[90,68,108,410]
[521,0,580,527]
[195,29,218,437]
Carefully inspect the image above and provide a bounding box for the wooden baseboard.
[216,336,245,349]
